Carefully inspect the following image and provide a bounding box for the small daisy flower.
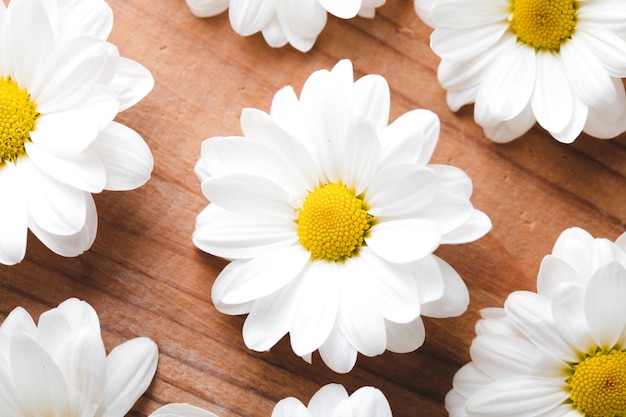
[185,0,385,52]
[0,0,154,265]
[272,384,392,417]
[0,298,158,417]
[150,403,219,417]
[446,227,626,417]
[414,0,626,143]
[193,59,491,373]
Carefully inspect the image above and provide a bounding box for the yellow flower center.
[0,76,38,167]
[297,183,373,262]
[508,0,577,51]
[567,349,626,417]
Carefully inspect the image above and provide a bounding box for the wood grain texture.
[2,1,626,416]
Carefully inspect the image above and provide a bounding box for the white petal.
[102,338,158,417]
[551,284,595,353]
[29,193,98,257]
[243,282,299,351]
[337,260,387,357]
[25,162,87,236]
[379,109,440,166]
[384,317,425,353]
[583,77,626,139]
[0,164,27,265]
[0,306,36,337]
[430,164,472,199]
[574,27,626,78]
[88,122,154,191]
[272,398,311,417]
[430,0,509,27]
[367,218,440,263]
[150,403,219,417]
[414,0,435,27]
[318,323,358,373]
[228,0,275,36]
[214,245,309,305]
[201,174,293,216]
[465,376,568,416]
[31,86,119,154]
[31,38,117,113]
[561,40,615,107]
[290,261,340,356]
[549,93,587,143]
[440,209,491,244]
[531,52,573,134]
[431,24,506,62]
[349,387,391,417]
[415,191,473,235]
[367,164,437,217]
[275,0,326,52]
[56,0,113,40]
[192,205,297,259]
[410,254,444,306]
[317,0,360,18]
[445,389,469,417]
[451,362,493,399]
[6,0,54,88]
[536,255,583,299]
[110,58,154,111]
[25,142,106,193]
[584,263,626,348]
[504,291,578,362]
[481,104,536,143]
[11,333,68,417]
[352,74,390,132]
[308,384,349,417]
[340,118,380,194]
[185,0,229,17]
[51,298,100,333]
[261,14,289,48]
[420,256,469,318]
[0,359,23,417]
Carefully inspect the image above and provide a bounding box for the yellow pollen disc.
[297,183,372,262]
[567,349,626,417]
[0,76,39,167]
[509,0,577,51]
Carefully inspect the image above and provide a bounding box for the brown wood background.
[2,1,626,416]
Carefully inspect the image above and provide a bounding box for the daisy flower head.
[0,0,155,265]
[184,0,385,52]
[446,227,626,417]
[414,0,626,143]
[193,59,491,373]
[0,298,158,417]
[272,384,391,417]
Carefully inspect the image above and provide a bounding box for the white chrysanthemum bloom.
[0,0,154,265]
[185,0,385,52]
[446,227,626,417]
[414,0,626,143]
[0,298,158,417]
[272,384,392,417]
[150,403,219,417]
[193,59,491,373]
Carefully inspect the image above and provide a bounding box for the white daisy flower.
[272,384,392,417]
[0,0,154,265]
[414,0,626,143]
[0,298,158,417]
[150,403,219,417]
[446,227,626,417]
[185,0,385,52]
[193,59,491,373]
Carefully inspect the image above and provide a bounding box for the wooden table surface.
[3,1,626,416]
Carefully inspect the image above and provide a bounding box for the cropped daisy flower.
[185,0,385,52]
[0,298,158,417]
[193,59,491,373]
[414,0,626,143]
[272,384,391,417]
[446,227,626,417]
[0,0,154,265]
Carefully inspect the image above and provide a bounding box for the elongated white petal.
[88,122,154,191]
[317,0,360,18]
[272,398,312,417]
[229,0,275,36]
[432,24,506,62]
[367,218,441,264]
[585,263,626,348]
[440,209,491,244]
[186,0,229,17]
[308,384,349,417]
[536,255,583,299]
[11,333,68,417]
[0,164,27,265]
[341,118,380,194]
[384,317,425,353]
[102,338,158,417]
[318,323,358,373]
[349,387,391,417]
[290,261,340,356]
[551,283,595,353]
[150,403,219,417]
[0,306,36,337]
[56,0,113,40]
[378,109,438,166]
[420,255,468,318]
[531,53,573,134]
[451,363,493,399]
[352,74,390,132]
[430,0,509,27]
[275,0,326,52]
[109,58,154,111]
